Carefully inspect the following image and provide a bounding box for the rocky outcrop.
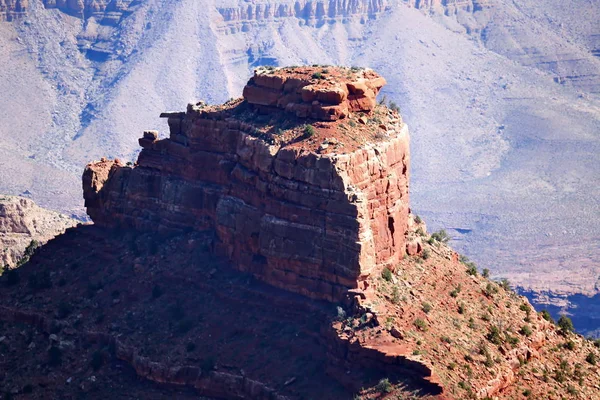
[243,66,386,120]
[0,0,28,21]
[83,67,409,302]
[217,0,391,33]
[0,196,77,269]
[42,0,134,23]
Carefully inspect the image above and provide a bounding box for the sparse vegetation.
[381,267,393,282]
[312,72,324,80]
[421,302,432,314]
[414,318,428,331]
[430,229,450,244]
[304,124,316,137]
[585,352,597,365]
[520,325,532,337]
[557,315,574,335]
[541,309,554,323]
[421,248,430,260]
[482,268,490,278]
[375,378,393,394]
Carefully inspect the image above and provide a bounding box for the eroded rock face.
[0,0,28,21]
[0,196,77,268]
[83,67,409,301]
[243,66,386,121]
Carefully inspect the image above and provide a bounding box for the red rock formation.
[83,67,409,302]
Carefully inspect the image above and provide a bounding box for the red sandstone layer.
[83,67,409,302]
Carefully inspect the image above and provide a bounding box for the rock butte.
[83,66,410,302]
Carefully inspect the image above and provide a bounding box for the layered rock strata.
[218,0,390,33]
[0,0,27,21]
[83,67,410,302]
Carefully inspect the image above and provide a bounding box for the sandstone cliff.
[83,66,409,301]
[0,196,77,269]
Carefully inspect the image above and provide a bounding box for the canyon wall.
[83,67,410,301]
[0,0,28,21]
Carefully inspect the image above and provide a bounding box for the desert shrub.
[414,215,422,224]
[311,72,323,79]
[375,378,393,394]
[421,302,432,314]
[483,282,498,297]
[482,268,490,278]
[441,336,452,344]
[457,381,471,390]
[523,389,531,397]
[450,284,462,298]
[421,248,431,260]
[304,125,316,137]
[557,315,574,335]
[468,317,476,329]
[520,325,533,337]
[586,352,597,365]
[540,310,554,323]
[486,326,502,345]
[506,335,519,346]
[388,101,400,113]
[564,340,576,350]
[430,229,450,243]
[414,318,428,331]
[458,303,466,314]
[499,278,511,291]
[466,263,478,276]
[391,286,401,304]
[381,268,393,282]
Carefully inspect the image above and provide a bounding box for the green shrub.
[304,125,316,137]
[414,318,428,331]
[540,310,554,323]
[564,340,576,350]
[499,278,511,291]
[482,268,490,278]
[557,315,574,335]
[487,326,502,345]
[484,282,498,297]
[421,248,431,260]
[466,263,478,276]
[388,101,400,113]
[414,215,422,224]
[458,303,466,314]
[450,284,462,298]
[520,325,533,337]
[421,302,432,314]
[586,352,597,365]
[430,229,450,243]
[381,268,393,282]
[375,378,393,394]
[312,72,324,80]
